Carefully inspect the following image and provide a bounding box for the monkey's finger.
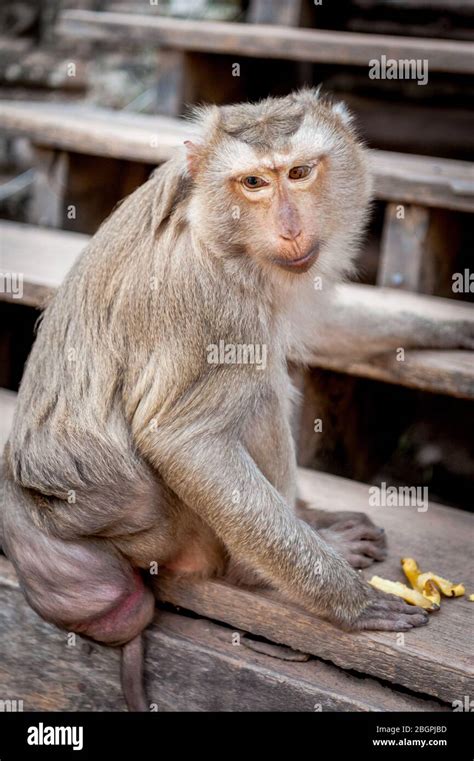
[356,613,428,632]
[349,541,387,561]
[328,519,359,532]
[370,599,429,617]
[347,554,375,569]
[342,527,387,548]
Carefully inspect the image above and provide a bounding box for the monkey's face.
[187,89,372,283]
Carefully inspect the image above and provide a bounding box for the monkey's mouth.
[272,245,320,273]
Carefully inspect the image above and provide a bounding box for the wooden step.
[0,388,16,453]
[157,466,474,705]
[1,221,473,398]
[58,10,474,75]
[1,101,473,212]
[0,557,446,711]
[0,221,88,307]
[0,464,471,707]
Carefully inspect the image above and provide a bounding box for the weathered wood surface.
[0,221,87,307]
[308,282,474,400]
[378,204,431,291]
[0,557,446,712]
[58,11,474,74]
[156,467,474,705]
[369,150,474,214]
[0,101,191,164]
[2,221,473,398]
[378,205,460,296]
[0,389,16,452]
[1,100,473,212]
[248,0,303,26]
[314,350,474,400]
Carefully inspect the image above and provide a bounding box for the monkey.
[2,88,473,711]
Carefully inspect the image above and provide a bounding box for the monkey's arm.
[305,283,474,360]
[136,411,426,631]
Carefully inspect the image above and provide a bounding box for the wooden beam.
[1,101,473,212]
[247,0,303,26]
[155,467,474,705]
[0,388,16,452]
[378,204,432,291]
[57,10,474,74]
[377,204,461,295]
[369,150,474,214]
[0,221,87,307]
[0,558,446,711]
[313,350,474,400]
[2,221,473,398]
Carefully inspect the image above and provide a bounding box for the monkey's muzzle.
[272,244,320,273]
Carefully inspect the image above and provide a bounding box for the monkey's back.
[5,169,169,502]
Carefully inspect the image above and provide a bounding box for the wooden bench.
[58,10,474,74]
[2,220,474,399]
[2,98,474,305]
[0,553,449,712]
[1,100,473,213]
[0,389,471,710]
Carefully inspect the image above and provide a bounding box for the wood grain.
[155,467,474,705]
[57,11,474,74]
[0,221,87,307]
[1,101,473,211]
[0,558,445,711]
[1,221,473,398]
[378,204,431,291]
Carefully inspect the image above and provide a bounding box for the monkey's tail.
[121,634,148,712]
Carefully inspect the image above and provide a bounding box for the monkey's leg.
[295,498,387,569]
[2,481,155,709]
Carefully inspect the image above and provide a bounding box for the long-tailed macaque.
[2,89,473,710]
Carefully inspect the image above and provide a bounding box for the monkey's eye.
[242,176,268,190]
[288,165,312,181]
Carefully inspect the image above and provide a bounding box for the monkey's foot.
[319,520,387,569]
[296,500,387,568]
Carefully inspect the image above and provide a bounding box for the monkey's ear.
[184,140,204,178]
[331,101,355,129]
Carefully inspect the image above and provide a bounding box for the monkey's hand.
[343,586,429,632]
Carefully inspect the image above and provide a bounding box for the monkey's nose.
[279,229,302,242]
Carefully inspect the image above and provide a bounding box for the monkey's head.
[185,88,372,284]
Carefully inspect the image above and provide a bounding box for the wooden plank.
[248,0,303,26]
[313,350,474,400]
[378,204,431,291]
[0,559,446,712]
[378,204,461,296]
[0,101,190,164]
[155,467,474,705]
[1,101,473,212]
[29,147,70,230]
[370,150,474,214]
[0,389,16,452]
[0,221,87,307]
[58,10,474,74]
[1,221,473,398]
